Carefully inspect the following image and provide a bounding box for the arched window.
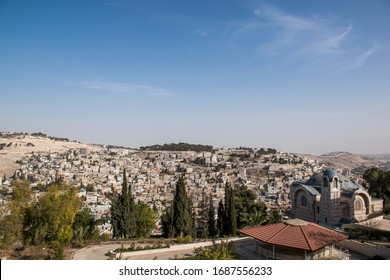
[301,196,307,207]
[334,177,339,189]
[323,177,329,188]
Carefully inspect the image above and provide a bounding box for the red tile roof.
[238,219,348,252]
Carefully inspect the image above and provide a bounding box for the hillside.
[308,152,390,175]
[0,133,98,177]
[1,132,389,179]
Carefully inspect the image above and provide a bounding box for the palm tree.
[193,240,237,260]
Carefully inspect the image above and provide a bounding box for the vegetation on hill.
[161,179,282,239]
[110,170,156,239]
[140,143,213,152]
[0,180,99,259]
[216,183,281,237]
[106,144,133,150]
[160,176,195,238]
[31,132,70,142]
[363,168,390,212]
[0,132,74,143]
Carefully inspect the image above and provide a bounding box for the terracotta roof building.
[237,219,349,260]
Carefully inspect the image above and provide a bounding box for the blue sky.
[1,0,389,155]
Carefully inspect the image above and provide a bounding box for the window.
[301,196,307,207]
[323,177,329,188]
[355,199,363,211]
[316,206,320,214]
[334,177,339,189]
[325,217,328,224]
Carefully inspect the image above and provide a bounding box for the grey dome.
[301,169,363,193]
[323,169,338,180]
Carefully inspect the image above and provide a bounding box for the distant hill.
[306,151,390,175]
[0,132,99,177]
[140,143,213,152]
[1,132,389,179]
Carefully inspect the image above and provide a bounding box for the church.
[290,169,383,226]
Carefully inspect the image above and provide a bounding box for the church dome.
[323,169,338,180]
[303,169,363,192]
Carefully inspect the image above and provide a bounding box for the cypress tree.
[189,199,197,238]
[196,192,209,238]
[110,192,121,238]
[110,169,136,238]
[122,170,136,238]
[161,205,175,238]
[217,199,224,237]
[173,176,192,237]
[223,183,231,236]
[229,187,237,236]
[222,183,237,236]
[208,194,217,237]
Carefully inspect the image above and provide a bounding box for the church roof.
[301,185,320,196]
[323,169,338,180]
[296,169,364,194]
[238,219,348,252]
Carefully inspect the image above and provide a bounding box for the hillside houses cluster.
[1,146,335,232]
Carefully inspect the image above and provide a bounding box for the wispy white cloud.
[253,5,314,31]
[228,4,355,60]
[340,44,379,70]
[256,6,354,58]
[310,24,353,55]
[195,29,208,37]
[222,4,384,76]
[82,81,129,93]
[82,80,176,97]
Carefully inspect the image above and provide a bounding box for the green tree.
[208,194,217,238]
[217,199,224,237]
[248,211,267,227]
[222,184,231,236]
[363,168,390,206]
[72,208,97,246]
[135,201,156,238]
[267,210,282,224]
[223,183,237,236]
[0,180,33,255]
[229,188,237,236]
[173,176,193,237]
[234,184,267,229]
[23,184,81,258]
[161,205,175,238]
[196,192,209,238]
[111,169,136,238]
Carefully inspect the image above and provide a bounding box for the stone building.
[290,169,383,226]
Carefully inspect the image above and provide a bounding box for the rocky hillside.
[309,151,390,175]
[0,132,98,177]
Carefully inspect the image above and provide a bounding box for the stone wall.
[338,240,390,259]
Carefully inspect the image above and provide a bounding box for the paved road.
[72,242,125,260]
[72,238,246,260]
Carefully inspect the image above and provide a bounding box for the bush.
[100,233,110,241]
[176,235,192,244]
[113,242,169,253]
[192,240,238,260]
